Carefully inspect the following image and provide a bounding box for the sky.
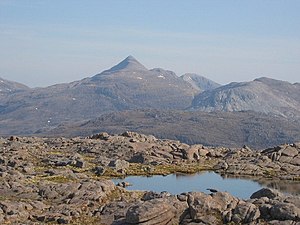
[0,0,299,87]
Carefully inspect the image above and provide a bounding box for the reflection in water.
[174,171,207,180]
[220,173,300,196]
[258,180,300,195]
[113,172,300,199]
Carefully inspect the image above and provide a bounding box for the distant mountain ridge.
[0,77,30,95]
[0,56,299,148]
[0,56,199,134]
[191,77,300,119]
[180,73,220,91]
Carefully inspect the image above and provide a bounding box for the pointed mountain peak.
[105,55,148,73]
[125,55,137,61]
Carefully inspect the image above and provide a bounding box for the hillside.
[0,77,30,97]
[191,77,300,118]
[42,110,300,149]
[0,56,198,132]
[180,73,220,91]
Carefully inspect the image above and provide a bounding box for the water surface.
[113,172,300,199]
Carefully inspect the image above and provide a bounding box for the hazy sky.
[0,0,299,87]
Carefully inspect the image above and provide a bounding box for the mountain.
[1,60,299,148]
[0,77,30,96]
[0,56,198,134]
[88,55,198,110]
[101,55,147,72]
[191,77,300,118]
[42,109,300,149]
[180,73,220,91]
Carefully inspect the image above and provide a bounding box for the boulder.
[270,203,300,221]
[290,156,300,166]
[250,188,282,200]
[141,191,171,201]
[182,145,200,161]
[232,201,260,223]
[125,199,176,224]
[198,148,209,157]
[281,146,299,157]
[279,155,292,163]
[116,182,132,188]
[90,132,110,140]
[188,192,238,224]
[258,204,273,220]
[94,166,106,176]
[70,154,86,168]
[129,153,146,163]
[108,159,129,173]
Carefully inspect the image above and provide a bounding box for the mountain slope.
[0,77,30,96]
[191,77,300,118]
[101,55,147,72]
[180,73,220,91]
[0,56,198,132]
[42,110,300,149]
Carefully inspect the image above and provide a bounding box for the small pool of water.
[113,172,300,199]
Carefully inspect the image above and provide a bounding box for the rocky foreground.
[0,132,300,224]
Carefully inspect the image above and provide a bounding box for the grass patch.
[102,168,123,178]
[69,217,104,225]
[263,169,276,177]
[47,150,64,155]
[27,175,77,184]
[100,162,214,178]
[43,175,76,183]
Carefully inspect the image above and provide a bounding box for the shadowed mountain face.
[191,77,300,119]
[43,110,300,149]
[180,73,220,91]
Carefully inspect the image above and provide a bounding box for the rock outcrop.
[99,188,300,224]
[0,132,299,224]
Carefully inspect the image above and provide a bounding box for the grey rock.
[142,191,171,201]
[270,203,300,221]
[250,188,282,199]
[182,145,200,161]
[281,146,299,157]
[108,159,129,172]
[90,132,110,140]
[213,161,228,170]
[232,201,260,223]
[290,156,300,166]
[177,194,188,202]
[74,159,86,168]
[116,182,131,188]
[129,153,146,163]
[259,204,273,220]
[125,199,176,225]
[94,166,106,175]
[188,191,238,223]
